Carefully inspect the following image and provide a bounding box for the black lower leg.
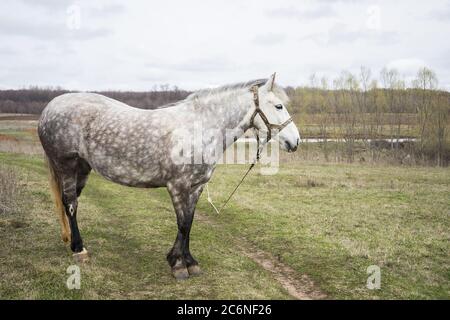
[183,232,198,267]
[167,229,186,268]
[167,184,203,274]
[184,253,198,268]
[62,193,84,253]
[68,215,83,253]
[166,220,198,269]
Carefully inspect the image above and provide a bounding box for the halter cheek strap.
[249,85,293,143]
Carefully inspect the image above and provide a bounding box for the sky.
[0,0,449,91]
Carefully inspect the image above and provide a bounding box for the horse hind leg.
[59,160,89,262]
[166,184,190,280]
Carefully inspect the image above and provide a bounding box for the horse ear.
[264,72,277,91]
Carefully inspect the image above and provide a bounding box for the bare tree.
[413,67,438,155]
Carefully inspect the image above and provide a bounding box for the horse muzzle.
[284,137,300,153]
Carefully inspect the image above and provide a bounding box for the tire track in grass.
[195,211,326,300]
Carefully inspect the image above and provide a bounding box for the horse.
[38,73,300,280]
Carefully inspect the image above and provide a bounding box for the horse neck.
[192,90,254,148]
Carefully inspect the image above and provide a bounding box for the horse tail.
[45,155,71,243]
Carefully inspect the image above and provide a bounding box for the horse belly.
[88,156,167,188]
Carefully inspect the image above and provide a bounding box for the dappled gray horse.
[38,74,300,279]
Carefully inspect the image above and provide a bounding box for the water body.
[236,137,417,143]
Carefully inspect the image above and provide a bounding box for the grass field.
[0,118,449,299]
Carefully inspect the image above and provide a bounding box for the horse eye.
[275,104,283,110]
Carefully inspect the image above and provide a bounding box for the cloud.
[426,2,450,21]
[252,33,286,46]
[19,0,125,15]
[1,1,124,41]
[266,4,336,20]
[19,0,69,11]
[0,1,449,90]
[146,56,234,74]
[387,58,428,74]
[0,13,113,41]
[301,22,399,46]
[89,4,126,16]
[384,58,434,85]
[0,47,16,55]
[329,26,399,45]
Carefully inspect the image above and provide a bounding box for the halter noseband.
[249,85,293,143]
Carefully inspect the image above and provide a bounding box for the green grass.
[199,163,450,299]
[0,154,291,299]
[0,152,448,299]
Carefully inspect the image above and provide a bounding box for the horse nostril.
[296,138,300,146]
[285,141,292,150]
[285,141,298,152]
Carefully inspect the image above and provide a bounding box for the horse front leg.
[167,183,204,280]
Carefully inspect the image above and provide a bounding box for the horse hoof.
[172,267,189,280]
[73,248,89,263]
[187,265,202,276]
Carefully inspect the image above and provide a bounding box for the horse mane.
[186,79,268,100]
[155,77,289,109]
[187,78,289,104]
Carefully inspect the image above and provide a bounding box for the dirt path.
[196,212,327,300]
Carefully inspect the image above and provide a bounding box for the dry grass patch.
[0,165,23,214]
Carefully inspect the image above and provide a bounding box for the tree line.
[0,85,190,114]
[286,67,449,166]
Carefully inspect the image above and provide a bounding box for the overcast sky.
[0,0,449,91]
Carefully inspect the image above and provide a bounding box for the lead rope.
[206,183,220,214]
[206,130,261,214]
